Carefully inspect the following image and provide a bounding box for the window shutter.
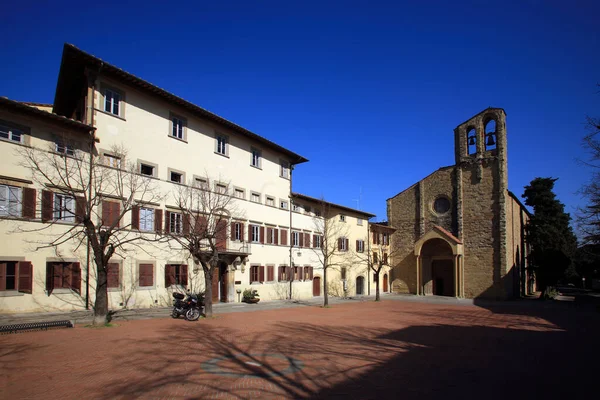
[266,227,272,243]
[71,262,81,293]
[46,263,54,293]
[278,266,282,281]
[216,220,227,250]
[0,263,6,291]
[241,223,245,242]
[274,228,279,245]
[259,266,265,283]
[131,205,140,230]
[113,202,121,227]
[304,233,310,248]
[267,265,274,281]
[356,240,360,252]
[310,267,314,280]
[195,215,207,235]
[102,200,110,226]
[299,266,304,281]
[313,234,318,248]
[230,222,236,240]
[287,266,293,282]
[75,196,85,223]
[281,229,287,246]
[181,265,188,286]
[154,209,163,232]
[22,188,36,219]
[165,211,171,232]
[165,264,175,287]
[299,232,304,247]
[345,238,349,252]
[338,238,342,251]
[107,263,120,288]
[41,190,53,222]
[183,213,190,235]
[303,266,308,281]
[260,226,265,244]
[139,264,154,287]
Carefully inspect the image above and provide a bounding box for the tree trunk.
[94,262,109,325]
[323,266,329,307]
[204,265,213,317]
[374,270,380,301]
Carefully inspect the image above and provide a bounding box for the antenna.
[352,187,363,210]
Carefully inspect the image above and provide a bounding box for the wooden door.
[356,276,364,295]
[212,268,219,302]
[383,274,388,292]
[220,266,228,303]
[313,276,321,296]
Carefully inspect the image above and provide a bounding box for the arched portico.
[414,226,464,297]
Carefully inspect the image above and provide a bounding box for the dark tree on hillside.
[522,177,577,298]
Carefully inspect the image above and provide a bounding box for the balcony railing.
[224,239,251,254]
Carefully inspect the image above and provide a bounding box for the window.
[46,262,81,293]
[0,124,23,143]
[140,163,155,177]
[251,224,260,243]
[165,264,188,286]
[169,171,183,184]
[383,253,388,264]
[104,154,121,168]
[341,267,347,280]
[1,261,32,293]
[383,233,389,245]
[314,209,322,217]
[251,192,260,203]
[278,265,289,281]
[280,160,290,179]
[234,188,245,199]
[266,196,275,207]
[54,194,75,222]
[304,266,313,281]
[356,240,365,253]
[55,139,75,156]
[0,185,22,217]
[357,218,363,226]
[250,265,260,283]
[373,252,378,263]
[294,266,302,281]
[215,183,227,194]
[138,263,154,287]
[280,200,288,210]
[104,88,121,116]
[216,135,228,156]
[171,115,185,140]
[292,231,300,247]
[267,265,275,282]
[339,214,346,222]
[434,197,451,214]
[304,205,311,214]
[292,204,300,212]
[194,177,208,189]
[313,235,321,249]
[266,227,277,245]
[107,263,120,289]
[102,201,120,227]
[233,222,242,241]
[251,148,261,168]
[338,237,348,252]
[139,207,154,231]
[170,212,183,234]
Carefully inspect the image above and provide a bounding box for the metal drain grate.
[0,320,74,334]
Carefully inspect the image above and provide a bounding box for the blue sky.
[1,0,599,225]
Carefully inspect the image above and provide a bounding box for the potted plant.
[242,288,260,304]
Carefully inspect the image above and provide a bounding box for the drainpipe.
[288,165,294,300]
[367,225,371,296]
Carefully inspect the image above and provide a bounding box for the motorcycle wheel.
[185,307,201,321]
[171,309,180,319]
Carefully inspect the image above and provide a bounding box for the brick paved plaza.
[1,299,598,399]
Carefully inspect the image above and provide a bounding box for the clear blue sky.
[1,1,599,225]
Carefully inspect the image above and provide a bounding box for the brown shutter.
[131,205,140,230]
[22,188,36,219]
[304,266,309,281]
[338,238,342,251]
[75,196,85,223]
[305,233,310,248]
[139,264,154,287]
[181,264,188,286]
[278,266,282,281]
[71,262,81,293]
[46,263,54,293]
[299,266,304,281]
[310,267,314,280]
[0,263,6,291]
[267,265,274,281]
[165,211,171,233]
[274,228,279,245]
[281,229,287,246]
[183,213,190,235]
[313,234,318,248]
[356,240,359,252]
[195,215,207,235]
[102,200,110,226]
[41,190,53,222]
[154,209,163,232]
[249,266,254,284]
[266,227,272,244]
[259,266,265,283]
[287,266,293,282]
[165,264,175,287]
[107,263,120,288]
[345,238,349,252]
[230,222,236,240]
[260,226,265,244]
[241,223,245,242]
[113,202,121,227]
[216,220,227,250]
[299,232,304,247]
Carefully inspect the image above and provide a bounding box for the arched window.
[467,127,477,155]
[484,119,497,151]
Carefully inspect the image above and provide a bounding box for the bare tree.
[309,199,351,307]
[361,238,398,302]
[17,139,161,325]
[160,177,243,317]
[577,115,600,246]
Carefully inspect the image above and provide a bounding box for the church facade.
[387,108,533,299]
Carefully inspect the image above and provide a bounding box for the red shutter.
[75,196,85,223]
[281,229,287,246]
[267,265,274,281]
[107,263,120,288]
[154,209,163,232]
[139,264,154,287]
[299,232,304,247]
[266,227,272,244]
[22,188,36,219]
[102,200,110,226]
[195,215,207,235]
[313,234,318,248]
[46,263,54,293]
[216,220,227,250]
[274,228,279,245]
[345,238,349,252]
[41,190,53,222]
[131,205,140,230]
[304,233,310,248]
[183,213,190,235]
[0,263,6,291]
[165,211,171,233]
[165,264,175,287]
[260,226,265,244]
[181,265,188,286]
[259,266,265,283]
[71,262,81,293]
[230,222,236,240]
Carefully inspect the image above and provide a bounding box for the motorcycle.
[171,290,203,321]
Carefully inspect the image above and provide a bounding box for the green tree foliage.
[522,177,577,298]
